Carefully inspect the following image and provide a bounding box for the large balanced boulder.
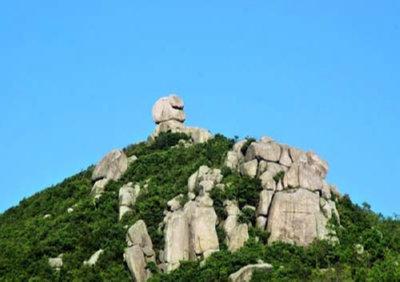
[150,95,213,144]
[152,95,186,124]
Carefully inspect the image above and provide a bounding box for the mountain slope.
[1,95,400,281]
[1,132,399,281]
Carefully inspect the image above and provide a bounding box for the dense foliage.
[0,132,399,281]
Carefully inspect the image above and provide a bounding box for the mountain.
[0,95,399,282]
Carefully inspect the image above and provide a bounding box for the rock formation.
[225,137,340,246]
[150,95,212,144]
[160,166,222,272]
[223,200,249,252]
[124,220,155,282]
[91,149,128,198]
[118,182,140,220]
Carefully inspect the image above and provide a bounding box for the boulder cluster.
[225,137,340,246]
[68,95,342,281]
[150,95,213,144]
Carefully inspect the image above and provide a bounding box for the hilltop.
[0,95,399,281]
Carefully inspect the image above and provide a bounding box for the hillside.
[0,96,399,282]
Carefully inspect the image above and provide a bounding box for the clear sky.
[0,1,399,215]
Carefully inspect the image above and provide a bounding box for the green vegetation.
[152,196,400,281]
[0,132,399,281]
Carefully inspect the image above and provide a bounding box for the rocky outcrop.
[124,220,155,282]
[119,182,140,220]
[150,95,213,144]
[161,166,222,272]
[83,249,104,266]
[223,200,249,252]
[226,137,340,246]
[91,149,128,197]
[229,262,273,282]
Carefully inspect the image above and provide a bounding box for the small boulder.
[229,263,273,282]
[83,249,104,266]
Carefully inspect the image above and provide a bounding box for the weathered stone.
[83,249,103,266]
[92,149,128,182]
[119,206,132,220]
[198,180,215,195]
[164,210,190,271]
[229,263,273,282]
[321,182,332,199]
[91,178,109,195]
[225,151,240,170]
[223,201,248,252]
[267,188,327,246]
[283,164,299,188]
[259,136,274,143]
[125,245,148,282]
[257,160,268,176]
[245,142,281,162]
[256,216,267,229]
[167,195,183,211]
[48,256,63,271]
[152,95,186,124]
[228,224,249,252]
[289,147,307,163]
[186,127,213,143]
[119,183,137,207]
[298,163,323,191]
[240,160,258,178]
[257,190,274,216]
[306,151,329,178]
[279,146,292,167]
[196,194,214,207]
[126,220,153,249]
[189,205,219,256]
[259,163,287,190]
[188,166,222,193]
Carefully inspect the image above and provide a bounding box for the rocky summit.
[0,94,399,282]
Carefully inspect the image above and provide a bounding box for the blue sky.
[0,1,399,215]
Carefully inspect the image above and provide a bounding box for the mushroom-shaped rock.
[152,95,186,124]
[92,149,128,182]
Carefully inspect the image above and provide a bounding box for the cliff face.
[0,95,398,282]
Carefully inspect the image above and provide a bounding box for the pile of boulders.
[225,137,340,246]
